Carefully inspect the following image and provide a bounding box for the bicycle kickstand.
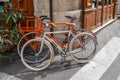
[60,56,71,67]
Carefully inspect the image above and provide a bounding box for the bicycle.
[17,16,50,58]
[20,16,98,71]
[17,15,96,58]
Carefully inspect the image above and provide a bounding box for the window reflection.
[92,0,96,8]
[108,0,111,4]
[91,0,115,8]
[104,0,107,5]
[98,0,102,5]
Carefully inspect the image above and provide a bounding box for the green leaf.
[0,38,3,46]
[5,14,11,23]
[19,14,22,19]
[3,34,9,38]
[12,13,17,18]
[4,29,9,32]
[4,39,12,44]
[0,36,2,41]
[0,30,4,32]
[12,16,17,23]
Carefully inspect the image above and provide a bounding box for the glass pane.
[112,0,114,3]
[98,0,102,7]
[108,0,111,4]
[98,0,102,5]
[0,0,9,2]
[92,0,96,8]
[104,0,107,5]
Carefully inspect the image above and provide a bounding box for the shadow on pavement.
[0,58,85,80]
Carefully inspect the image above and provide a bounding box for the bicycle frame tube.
[43,30,73,54]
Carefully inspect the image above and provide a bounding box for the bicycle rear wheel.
[21,38,54,71]
[69,32,98,63]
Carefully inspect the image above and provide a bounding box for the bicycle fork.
[35,38,44,56]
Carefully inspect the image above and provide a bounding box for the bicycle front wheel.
[21,38,54,71]
[69,32,98,63]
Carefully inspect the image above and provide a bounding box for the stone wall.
[33,0,82,18]
[34,0,81,14]
[33,0,82,41]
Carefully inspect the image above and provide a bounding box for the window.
[104,0,107,5]
[108,0,111,4]
[0,0,10,2]
[0,0,11,12]
[92,0,96,8]
[98,0,102,5]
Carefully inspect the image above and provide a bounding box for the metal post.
[49,0,53,32]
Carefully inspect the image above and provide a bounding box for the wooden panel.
[91,10,96,29]
[106,7,109,20]
[107,6,111,19]
[12,0,34,16]
[97,8,102,26]
[86,0,92,8]
[26,0,34,16]
[85,14,91,29]
[103,7,106,21]
[81,0,117,29]
[83,10,96,29]
[110,5,114,18]
[12,0,19,8]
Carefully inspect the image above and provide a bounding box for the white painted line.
[69,37,120,80]
[117,74,120,80]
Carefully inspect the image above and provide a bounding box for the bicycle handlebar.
[39,15,51,21]
[39,15,48,19]
[41,17,51,21]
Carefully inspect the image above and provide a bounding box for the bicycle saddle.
[65,16,77,21]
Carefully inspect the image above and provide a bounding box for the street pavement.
[70,37,120,80]
[1,19,120,80]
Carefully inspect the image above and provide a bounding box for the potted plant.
[0,2,24,59]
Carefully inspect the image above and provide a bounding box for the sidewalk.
[0,19,120,80]
[70,19,120,80]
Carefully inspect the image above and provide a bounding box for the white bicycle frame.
[35,30,86,56]
[40,30,75,54]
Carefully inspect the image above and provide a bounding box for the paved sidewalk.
[69,19,120,80]
[1,19,120,80]
[70,37,120,80]
[0,72,21,80]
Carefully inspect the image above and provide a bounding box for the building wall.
[33,0,82,42]
[33,0,82,28]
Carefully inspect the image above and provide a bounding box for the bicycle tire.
[21,38,54,71]
[17,32,39,56]
[69,32,98,63]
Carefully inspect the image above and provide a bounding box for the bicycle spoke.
[69,32,97,63]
